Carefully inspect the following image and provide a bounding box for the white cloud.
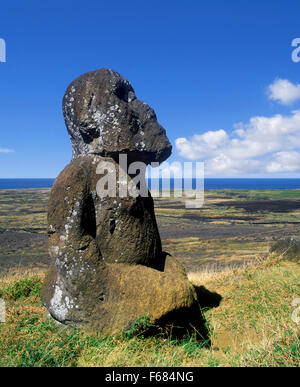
[175,110,300,175]
[268,78,300,105]
[265,152,300,173]
[176,130,228,159]
[0,148,14,153]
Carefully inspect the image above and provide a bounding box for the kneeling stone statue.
[41,68,202,335]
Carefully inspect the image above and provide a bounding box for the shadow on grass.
[194,285,223,310]
[127,286,223,348]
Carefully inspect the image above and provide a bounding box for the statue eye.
[115,84,128,101]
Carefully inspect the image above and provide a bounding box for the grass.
[0,255,299,367]
[0,276,42,301]
[190,255,300,366]
[1,188,300,366]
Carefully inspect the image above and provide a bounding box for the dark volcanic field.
[1,188,300,276]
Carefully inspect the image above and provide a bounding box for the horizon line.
[1,177,300,180]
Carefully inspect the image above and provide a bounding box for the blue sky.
[1,0,300,177]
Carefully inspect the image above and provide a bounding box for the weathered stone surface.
[41,254,200,335]
[63,68,172,164]
[42,68,202,336]
[45,156,163,269]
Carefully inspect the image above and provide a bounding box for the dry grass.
[0,268,46,284]
[0,253,299,367]
[188,254,265,286]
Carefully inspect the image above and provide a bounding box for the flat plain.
[1,188,300,275]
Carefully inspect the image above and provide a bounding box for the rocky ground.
[1,188,300,276]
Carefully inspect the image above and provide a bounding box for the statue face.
[63,68,172,164]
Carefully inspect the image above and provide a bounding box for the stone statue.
[41,68,203,336]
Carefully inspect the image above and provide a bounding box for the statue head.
[63,68,172,164]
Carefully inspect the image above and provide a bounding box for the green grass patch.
[0,276,42,301]
[0,256,299,367]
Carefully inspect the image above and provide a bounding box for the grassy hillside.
[0,188,299,366]
[0,254,299,367]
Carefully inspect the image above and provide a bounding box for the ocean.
[1,178,300,190]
